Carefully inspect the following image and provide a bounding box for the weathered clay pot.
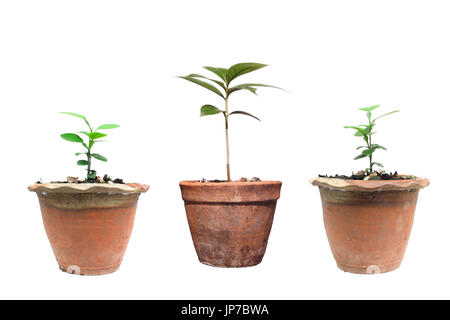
[180,181,282,268]
[29,183,149,275]
[310,177,429,274]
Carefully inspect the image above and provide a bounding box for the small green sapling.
[179,62,283,181]
[344,105,399,174]
[60,112,119,180]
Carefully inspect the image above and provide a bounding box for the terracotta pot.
[310,177,429,274]
[180,181,282,268]
[29,183,149,275]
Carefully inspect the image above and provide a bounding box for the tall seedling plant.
[179,63,283,181]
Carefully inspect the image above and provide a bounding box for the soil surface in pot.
[319,171,416,181]
[199,177,262,183]
[36,174,125,185]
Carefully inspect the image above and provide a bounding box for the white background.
[0,0,447,299]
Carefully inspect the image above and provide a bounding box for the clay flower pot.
[310,177,429,274]
[29,183,149,275]
[180,181,282,268]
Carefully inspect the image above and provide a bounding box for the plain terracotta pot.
[310,177,429,274]
[29,183,149,275]
[180,180,282,268]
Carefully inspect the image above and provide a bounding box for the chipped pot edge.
[309,176,430,192]
[28,182,149,194]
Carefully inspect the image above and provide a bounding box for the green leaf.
[372,144,387,151]
[200,105,224,116]
[91,154,107,162]
[75,152,86,156]
[80,131,107,140]
[356,146,367,150]
[344,126,367,137]
[373,162,384,168]
[228,83,284,96]
[187,74,226,90]
[77,160,89,166]
[354,125,375,136]
[229,110,261,121]
[359,104,380,112]
[60,112,92,130]
[60,112,86,120]
[61,133,84,143]
[362,148,376,156]
[82,142,89,150]
[96,124,120,130]
[374,110,400,121]
[203,67,228,83]
[226,63,267,84]
[87,170,97,179]
[229,85,257,95]
[89,132,107,140]
[354,153,368,160]
[178,76,224,98]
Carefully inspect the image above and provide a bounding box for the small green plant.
[344,105,399,174]
[60,112,120,180]
[179,62,283,181]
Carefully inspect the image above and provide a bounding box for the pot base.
[59,264,121,276]
[199,258,262,268]
[336,261,402,274]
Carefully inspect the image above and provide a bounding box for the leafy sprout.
[179,62,284,181]
[344,105,399,174]
[60,112,119,180]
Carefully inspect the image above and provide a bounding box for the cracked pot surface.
[180,180,282,268]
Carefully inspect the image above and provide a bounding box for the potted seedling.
[178,63,283,267]
[28,112,148,275]
[310,105,429,274]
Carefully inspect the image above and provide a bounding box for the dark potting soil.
[36,174,125,185]
[200,177,262,183]
[318,171,416,181]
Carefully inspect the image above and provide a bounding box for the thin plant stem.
[86,125,93,179]
[367,119,373,173]
[224,96,230,181]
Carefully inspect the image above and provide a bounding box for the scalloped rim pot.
[310,177,429,274]
[29,183,149,275]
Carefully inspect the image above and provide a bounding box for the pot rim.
[179,180,282,187]
[180,180,282,202]
[28,182,149,194]
[309,176,429,192]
